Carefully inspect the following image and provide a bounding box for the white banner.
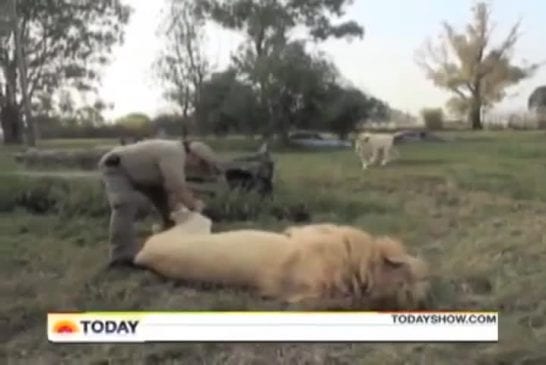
[48,311,498,343]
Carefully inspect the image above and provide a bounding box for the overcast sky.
[98,0,546,121]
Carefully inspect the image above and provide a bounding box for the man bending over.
[98,139,223,268]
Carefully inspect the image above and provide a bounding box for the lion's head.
[281,224,431,310]
[340,228,430,310]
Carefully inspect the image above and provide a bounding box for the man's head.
[185,141,224,177]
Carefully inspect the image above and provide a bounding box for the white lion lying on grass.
[134,209,430,310]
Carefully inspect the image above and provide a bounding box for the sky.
[98,0,546,121]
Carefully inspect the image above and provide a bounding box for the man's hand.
[193,199,206,213]
[151,223,162,234]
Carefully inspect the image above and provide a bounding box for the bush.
[14,149,108,171]
[0,175,312,223]
[0,175,109,216]
[0,175,31,212]
[204,187,312,223]
[421,108,444,130]
[114,113,154,138]
[0,174,391,225]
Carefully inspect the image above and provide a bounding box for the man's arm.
[158,152,204,212]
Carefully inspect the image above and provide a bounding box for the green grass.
[1,131,546,364]
[37,135,267,152]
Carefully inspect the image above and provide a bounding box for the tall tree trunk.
[469,86,483,130]
[274,116,290,146]
[181,87,190,137]
[469,102,483,130]
[10,0,35,146]
[277,99,293,146]
[0,102,23,144]
[192,85,203,138]
[468,77,484,130]
[1,60,23,144]
[263,100,275,144]
[254,71,275,143]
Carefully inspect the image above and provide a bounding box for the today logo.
[52,318,139,336]
[53,320,80,334]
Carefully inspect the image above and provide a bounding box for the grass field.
[1,131,546,364]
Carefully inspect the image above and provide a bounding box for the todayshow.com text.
[391,313,497,325]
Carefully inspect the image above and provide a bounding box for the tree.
[151,113,188,137]
[2,0,35,145]
[197,69,261,136]
[415,1,540,130]
[197,0,364,140]
[528,85,546,112]
[195,41,388,141]
[114,113,152,138]
[74,105,105,127]
[324,85,389,139]
[154,0,211,128]
[261,41,341,140]
[0,0,131,144]
[529,85,546,128]
[420,107,444,130]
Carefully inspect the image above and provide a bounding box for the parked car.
[393,130,447,144]
[288,131,352,149]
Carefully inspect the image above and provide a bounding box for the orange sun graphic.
[53,320,79,334]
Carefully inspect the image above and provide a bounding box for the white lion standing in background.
[354,132,400,170]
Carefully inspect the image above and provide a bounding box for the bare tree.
[154,0,211,135]
[415,1,541,129]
